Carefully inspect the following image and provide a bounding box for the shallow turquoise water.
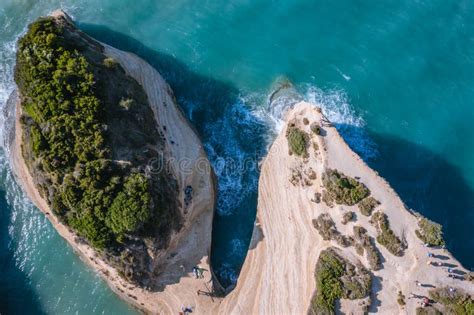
[1,1,473,313]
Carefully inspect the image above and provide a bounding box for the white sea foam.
[202,96,267,216]
[261,81,377,160]
[302,84,378,160]
[202,80,377,221]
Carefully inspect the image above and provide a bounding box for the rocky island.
[7,10,474,315]
[9,10,217,313]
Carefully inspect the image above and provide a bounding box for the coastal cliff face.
[10,10,216,313]
[219,102,474,314]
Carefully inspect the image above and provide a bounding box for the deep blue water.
[0,1,473,313]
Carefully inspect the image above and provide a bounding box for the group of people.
[409,290,432,308]
[411,246,463,310]
[178,266,210,314]
[179,306,193,315]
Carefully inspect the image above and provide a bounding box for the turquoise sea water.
[1,1,473,313]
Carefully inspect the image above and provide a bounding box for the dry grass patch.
[371,211,406,256]
[353,225,382,271]
[313,214,353,248]
[342,211,355,225]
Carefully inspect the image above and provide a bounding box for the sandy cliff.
[10,10,219,314]
[219,101,474,314]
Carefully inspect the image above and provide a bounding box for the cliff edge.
[219,101,474,314]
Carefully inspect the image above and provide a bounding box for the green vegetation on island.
[309,248,372,315]
[286,125,308,156]
[353,225,383,271]
[15,16,179,284]
[322,169,370,206]
[415,217,445,247]
[371,211,406,256]
[428,287,474,315]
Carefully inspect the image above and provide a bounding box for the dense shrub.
[358,196,380,216]
[415,217,445,246]
[313,214,338,241]
[310,248,371,315]
[416,306,442,315]
[372,211,406,256]
[286,126,308,156]
[429,287,474,315]
[464,272,474,283]
[119,98,134,110]
[321,190,334,207]
[107,173,152,235]
[322,169,370,206]
[311,250,344,315]
[14,17,168,253]
[103,57,117,68]
[339,262,371,300]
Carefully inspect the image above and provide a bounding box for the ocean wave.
[302,84,378,160]
[262,81,377,160]
[201,95,268,216]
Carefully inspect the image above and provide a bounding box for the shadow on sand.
[335,123,474,271]
[366,132,474,271]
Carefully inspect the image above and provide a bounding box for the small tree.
[103,57,117,68]
[107,173,151,235]
[287,127,307,156]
